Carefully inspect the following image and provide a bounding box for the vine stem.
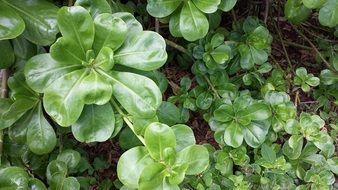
[203,75,221,99]
[164,39,189,55]
[0,69,9,165]
[291,24,336,73]
[110,99,145,145]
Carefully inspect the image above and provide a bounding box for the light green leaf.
[72,104,115,143]
[238,103,271,121]
[114,31,167,71]
[25,54,81,93]
[57,6,94,55]
[111,12,143,35]
[175,145,209,175]
[218,0,237,12]
[144,122,176,161]
[244,121,269,148]
[2,0,59,45]
[192,0,220,14]
[93,13,127,52]
[180,1,209,41]
[284,0,311,24]
[261,143,276,162]
[26,103,57,155]
[146,0,182,18]
[319,0,338,27]
[101,71,162,118]
[50,37,85,65]
[302,0,326,9]
[172,124,196,151]
[169,10,182,37]
[214,104,234,122]
[210,45,231,64]
[57,149,81,170]
[0,3,24,40]
[224,121,243,148]
[117,146,154,189]
[75,0,112,17]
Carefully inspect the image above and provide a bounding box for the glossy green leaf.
[72,104,115,143]
[57,149,81,170]
[25,54,81,93]
[111,12,143,35]
[28,178,47,190]
[224,121,243,148]
[244,121,269,148]
[172,124,196,151]
[146,0,182,18]
[238,103,271,121]
[49,175,80,190]
[0,40,15,69]
[157,101,182,126]
[114,31,167,71]
[75,0,112,17]
[261,143,276,162]
[50,37,85,65]
[3,0,59,45]
[57,6,94,55]
[46,160,68,181]
[175,145,209,175]
[117,146,154,189]
[192,0,220,14]
[218,0,237,12]
[214,104,234,122]
[210,45,231,64]
[169,10,182,37]
[103,71,162,118]
[180,1,209,41]
[0,167,29,189]
[93,13,127,52]
[302,0,326,9]
[139,163,179,190]
[144,122,176,160]
[26,103,57,155]
[0,98,18,130]
[319,0,338,27]
[284,0,311,24]
[196,92,213,110]
[0,3,24,40]
[327,157,338,175]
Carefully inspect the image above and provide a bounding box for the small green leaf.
[224,121,243,148]
[57,149,81,170]
[244,121,269,148]
[175,145,209,175]
[146,0,182,18]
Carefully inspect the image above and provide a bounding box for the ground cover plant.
[0,0,337,189]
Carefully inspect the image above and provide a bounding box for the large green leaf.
[144,122,176,161]
[25,54,81,93]
[172,124,196,151]
[180,1,209,41]
[237,103,271,122]
[101,71,162,118]
[192,0,220,14]
[117,146,154,189]
[111,12,143,35]
[175,145,209,175]
[224,121,243,148]
[0,40,15,69]
[146,0,182,18]
[26,103,57,155]
[138,163,179,190]
[284,0,311,24]
[72,104,115,143]
[50,37,86,65]
[0,167,29,189]
[114,31,167,71]
[93,13,127,52]
[57,6,94,56]
[319,0,338,27]
[243,121,269,148]
[0,2,24,40]
[56,149,81,170]
[2,0,59,45]
[169,10,183,37]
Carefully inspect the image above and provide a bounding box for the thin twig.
[291,25,335,72]
[0,69,9,165]
[264,0,269,24]
[273,22,293,70]
[203,75,221,99]
[155,18,160,33]
[164,39,189,55]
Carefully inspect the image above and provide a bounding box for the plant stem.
[164,39,189,55]
[263,0,269,24]
[273,22,293,70]
[291,25,336,72]
[0,69,9,165]
[155,18,160,33]
[203,75,221,99]
[110,99,145,145]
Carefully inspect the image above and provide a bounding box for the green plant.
[294,67,320,92]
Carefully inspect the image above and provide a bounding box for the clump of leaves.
[294,67,320,92]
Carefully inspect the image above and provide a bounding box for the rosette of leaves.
[0,149,82,189]
[264,91,296,132]
[283,113,335,159]
[285,0,338,27]
[146,0,237,41]
[0,0,59,69]
[294,67,320,92]
[211,94,271,148]
[24,6,167,137]
[231,17,272,70]
[117,123,209,189]
[192,33,235,70]
[0,72,56,155]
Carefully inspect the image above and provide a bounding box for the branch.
[165,39,189,55]
[0,69,9,165]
